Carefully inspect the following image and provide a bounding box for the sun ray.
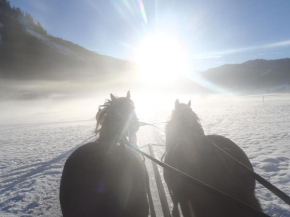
[138,0,148,24]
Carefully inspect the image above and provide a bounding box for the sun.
[135,32,190,86]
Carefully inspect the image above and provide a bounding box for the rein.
[96,101,290,215]
[137,120,290,208]
[139,121,167,133]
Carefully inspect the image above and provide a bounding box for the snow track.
[0,120,96,216]
[1,95,290,216]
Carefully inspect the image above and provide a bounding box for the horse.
[59,91,151,217]
[163,99,263,217]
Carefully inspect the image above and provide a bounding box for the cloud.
[194,39,290,59]
[263,40,290,48]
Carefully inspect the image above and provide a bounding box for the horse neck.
[97,117,128,145]
[98,129,123,144]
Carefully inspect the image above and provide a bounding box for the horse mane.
[95,96,135,136]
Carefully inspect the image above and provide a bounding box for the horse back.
[206,135,253,170]
[59,141,149,217]
[204,135,257,194]
[164,134,262,217]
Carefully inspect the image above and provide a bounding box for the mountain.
[201,58,290,93]
[2,0,289,99]
[0,0,210,100]
[0,0,141,100]
[0,0,134,82]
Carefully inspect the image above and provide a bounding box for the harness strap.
[169,189,180,217]
[144,166,156,217]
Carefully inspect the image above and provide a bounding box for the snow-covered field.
[1,94,290,216]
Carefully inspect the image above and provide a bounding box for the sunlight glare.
[134,92,173,122]
[136,32,190,86]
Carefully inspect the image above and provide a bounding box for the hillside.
[0,0,209,100]
[201,59,290,93]
[0,0,134,81]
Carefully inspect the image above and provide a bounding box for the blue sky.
[9,0,290,71]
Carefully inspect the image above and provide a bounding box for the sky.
[9,0,290,71]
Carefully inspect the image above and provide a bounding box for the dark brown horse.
[59,92,150,217]
[163,100,262,217]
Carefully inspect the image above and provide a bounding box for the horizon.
[8,0,290,71]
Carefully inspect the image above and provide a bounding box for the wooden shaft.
[148,144,171,217]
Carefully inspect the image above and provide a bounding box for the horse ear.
[175,99,180,108]
[187,100,191,107]
[126,91,131,99]
[110,93,116,101]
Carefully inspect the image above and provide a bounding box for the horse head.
[95,91,139,143]
[168,99,204,136]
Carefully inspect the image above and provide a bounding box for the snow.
[1,94,290,216]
